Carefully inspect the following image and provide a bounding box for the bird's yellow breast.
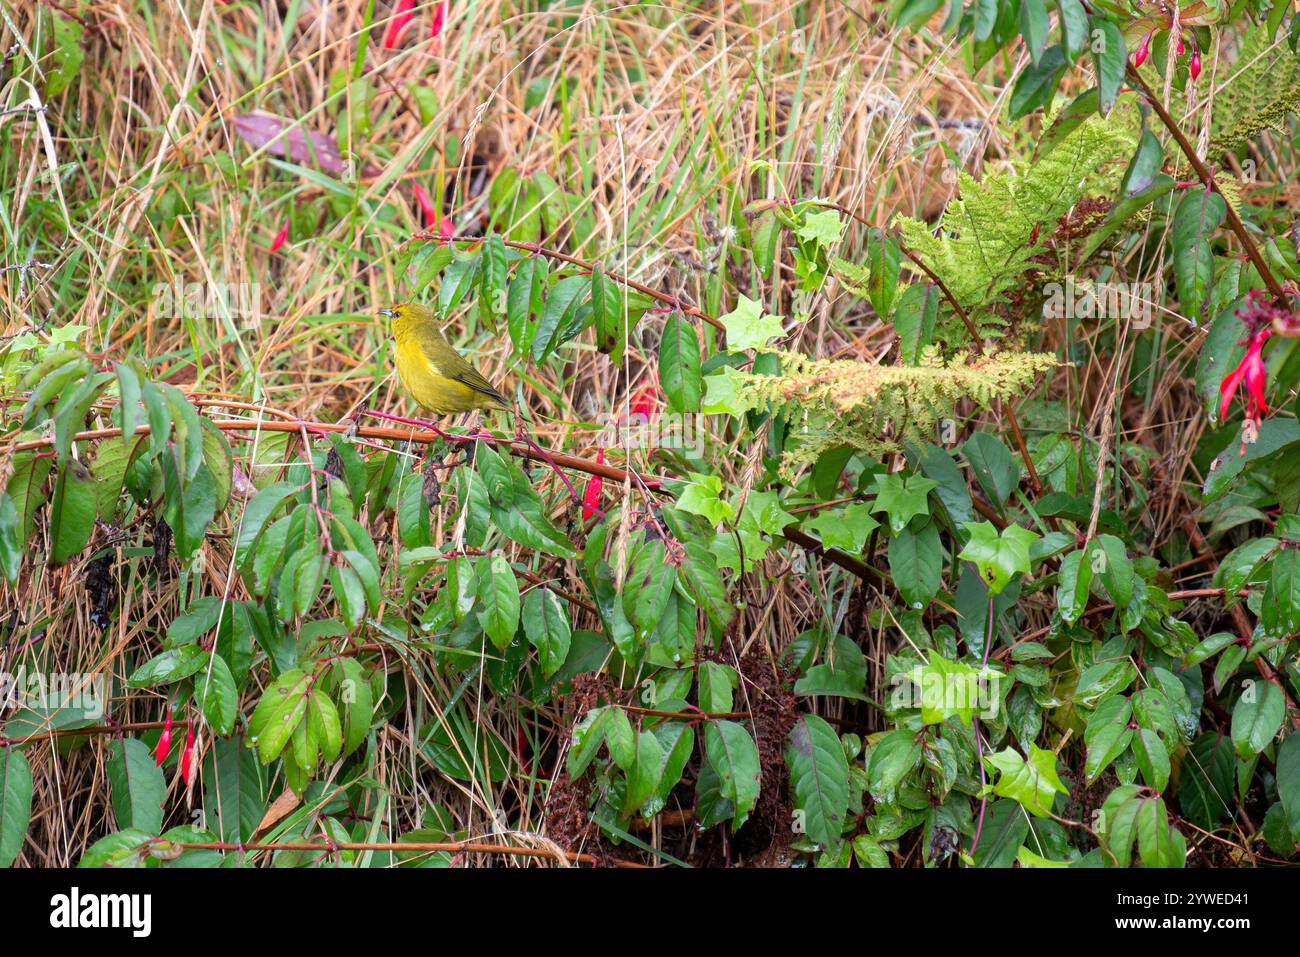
[393,333,486,414]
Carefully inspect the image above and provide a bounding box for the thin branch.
[4,418,659,487]
[1124,66,1287,301]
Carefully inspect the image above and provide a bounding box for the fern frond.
[731,348,1058,474]
[895,117,1135,345]
[1210,25,1300,156]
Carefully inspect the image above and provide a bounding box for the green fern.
[722,347,1058,474]
[895,116,1135,344]
[1209,24,1300,155]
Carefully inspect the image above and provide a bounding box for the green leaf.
[77,829,154,868]
[623,731,664,816]
[704,720,762,831]
[909,653,993,726]
[1056,549,1093,624]
[523,587,572,678]
[1091,18,1125,114]
[1133,728,1170,792]
[1093,534,1135,608]
[203,738,265,843]
[893,283,939,364]
[1009,44,1067,120]
[1263,546,1300,638]
[195,654,239,736]
[532,274,587,361]
[482,234,508,316]
[889,519,943,610]
[0,494,20,583]
[677,472,735,525]
[235,481,299,567]
[985,744,1067,817]
[867,729,921,797]
[797,209,844,247]
[1085,695,1134,783]
[1019,0,1049,65]
[698,661,738,714]
[475,444,577,558]
[972,799,1028,867]
[1058,0,1089,59]
[247,669,313,764]
[786,715,851,848]
[507,255,547,355]
[308,689,343,763]
[720,294,784,352]
[0,748,33,867]
[1277,731,1300,840]
[568,707,611,778]
[805,502,878,553]
[477,552,521,652]
[660,309,702,413]
[45,13,85,97]
[127,644,210,687]
[107,737,165,833]
[795,633,869,701]
[870,472,938,535]
[49,458,97,564]
[958,521,1039,595]
[5,451,53,545]
[1213,538,1278,605]
[1232,680,1285,759]
[1136,795,1185,868]
[963,433,1018,506]
[866,227,902,321]
[1172,189,1226,323]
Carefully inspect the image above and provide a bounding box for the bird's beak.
[378,308,396,319]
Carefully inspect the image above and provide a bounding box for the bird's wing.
[416,331,508,406]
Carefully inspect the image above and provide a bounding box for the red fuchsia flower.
[382,0,416,49]
[437,215,454,241]
[1134,32,1152,67]
[1189,46,1202,81]
[1176,34,1185,55]
[270,219,289,253]
[581,449,604,521]
[431,1,447,40]
[1219,290,1286,428]
[154,711,174,766]
[179,724,196,785]
[411,182,437,228]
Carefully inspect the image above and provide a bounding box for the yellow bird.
[380,302,509,416]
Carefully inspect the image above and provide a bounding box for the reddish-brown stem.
[1123,65,1287,301]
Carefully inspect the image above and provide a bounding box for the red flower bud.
[581,450,605,521]
[154,711,174,766]
[431,1,447,40]
[411,183,437,228]
[270,219,289,253]
[180,724,196,785]
[1134,32,1151,68]
[382,0,416,49]
[1189,47,1201,81]
[1176,35,1185,55]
